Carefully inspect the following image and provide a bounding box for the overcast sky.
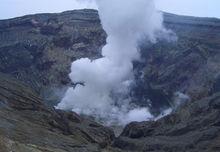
[0,0,220,20]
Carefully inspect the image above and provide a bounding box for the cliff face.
[148,13,220,100]
[0,73,118,152]
[1,9,220,108]
[133,13,220,112]
[114,93,220,152]
[113,14,220,152]
[0,9,220,152]
[0,9,106,106]
[0,73,219,152]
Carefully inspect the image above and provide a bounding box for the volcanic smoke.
[57,0,171,125]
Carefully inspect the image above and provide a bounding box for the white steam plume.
[57,0,169,125]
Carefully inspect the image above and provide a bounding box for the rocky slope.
[0,9,105,106]
[0,72,219,152]
[133,13,220,112]
[0,73,119,152]
[0,9,220,152]
[1,9,220,110]
[112,13,220,152]
[114,93,220,152]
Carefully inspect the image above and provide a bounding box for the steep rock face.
[0,9,106,105]
[118,15,220,151]
[1,10,220,109]
[113,92,220,152]
[0,56,220,152]
[0,9,220,152]
[133,13,220,111]
[0,73,118,152]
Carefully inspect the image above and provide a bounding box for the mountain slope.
[1,9,220,109]
[133,13,220,111]
[0,9,220,152]
[114,93,220,152]
[0,9,105,105]
[0,73,118,152]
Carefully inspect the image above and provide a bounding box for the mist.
[57,0,171,125]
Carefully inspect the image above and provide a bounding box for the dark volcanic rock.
[0,9,106,105]
[1,9,220,109]
[132,13,220,111]
[0,9,220,152]
[112,14,220,152]
[0,73,118,152]
[113,93,220,152]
